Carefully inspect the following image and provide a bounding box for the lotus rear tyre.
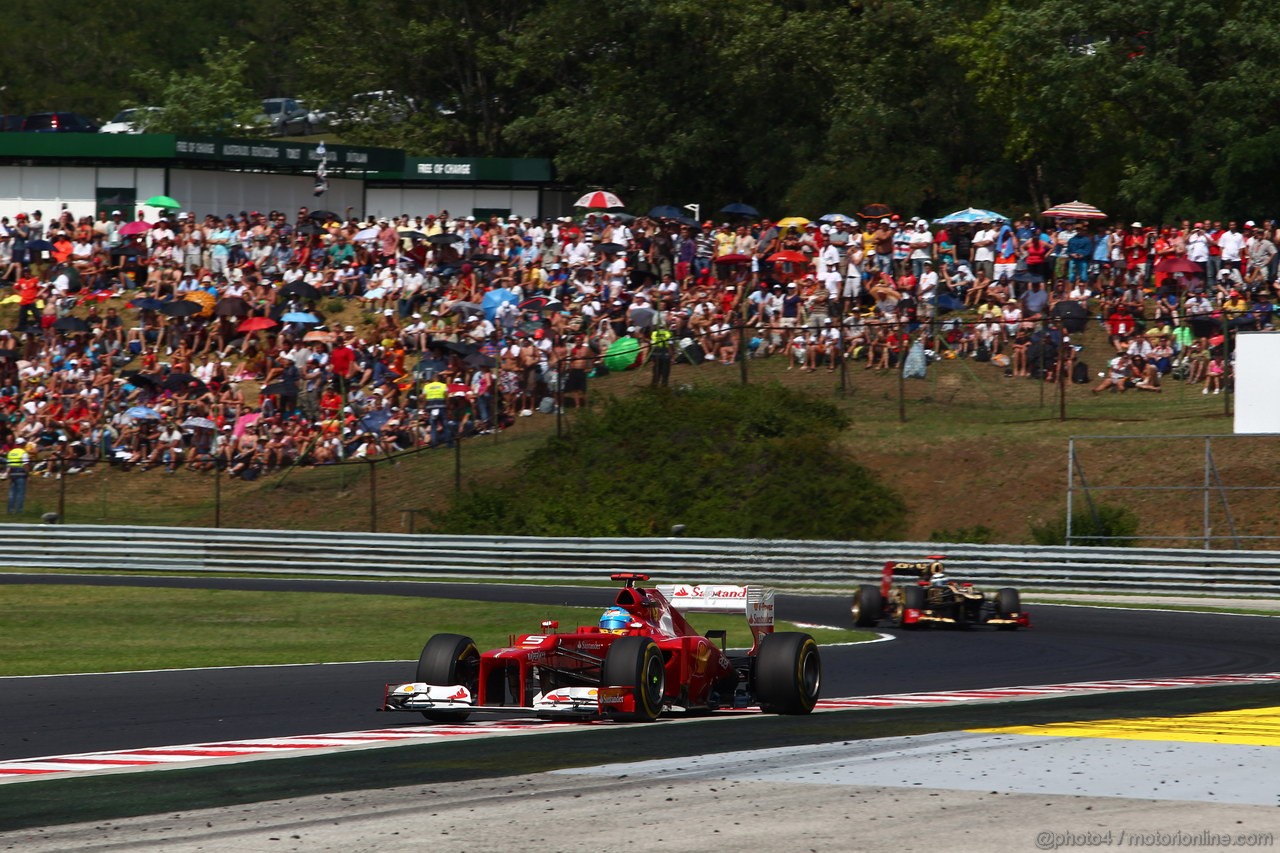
[415,633,479,722]
[755,632,821,715]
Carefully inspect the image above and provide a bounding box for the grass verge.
[0,585,863,676]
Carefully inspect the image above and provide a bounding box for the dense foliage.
[4,0,1277,221]
[1030,503,1141,547]
[433,385,908,539]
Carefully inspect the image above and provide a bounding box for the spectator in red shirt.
[16,275,42,330]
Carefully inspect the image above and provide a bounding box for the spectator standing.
[872,219,894,275]
[971,221,996,279]
[908,221,933,280]
[1217,222,1245,277]
[1066,224,1094,284]
[6,440,30,514]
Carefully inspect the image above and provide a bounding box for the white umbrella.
[574,190,625,209]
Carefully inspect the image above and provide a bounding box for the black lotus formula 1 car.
[851,556,1030,630]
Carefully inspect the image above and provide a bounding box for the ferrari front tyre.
[755,632,821,715]
[601,636,665,722]
[852,584,883,627]
[898,585,926,629]
[415,633,480,722]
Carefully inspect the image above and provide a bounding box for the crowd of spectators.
[0,204,1274,496]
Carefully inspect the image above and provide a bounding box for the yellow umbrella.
[184,289,216,318]
[0,294,20,304]
[776,216,810,229]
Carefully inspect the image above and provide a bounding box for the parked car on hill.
[99,107,162,134]
[256,98,311,136]
[332,90,416,128]
[21,112,99,133]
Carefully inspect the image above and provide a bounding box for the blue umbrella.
[125,406,161,420]
[358,409,392,433]
[819,213,854,224]
[933,207,1010,225]
[648,205,683,220]
[129,297,165,311]
[281,312,319,324]
[481,287,518,321]
[720,203,760,217]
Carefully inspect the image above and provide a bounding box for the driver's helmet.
[931,571,951,587]
[599,607,631,634]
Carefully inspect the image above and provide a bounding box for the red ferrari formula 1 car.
[382,573,821,722]
[851,556,1030,630]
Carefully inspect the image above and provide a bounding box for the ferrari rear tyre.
[898,585,926,629]
[755,632,821,715]
[601,636,665,722]
[852,584,883,627]
[415,633,479,722]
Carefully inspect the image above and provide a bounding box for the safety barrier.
[3,525,1280,595]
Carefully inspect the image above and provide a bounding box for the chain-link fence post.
[368,457,378,532]
[57,466,66,523]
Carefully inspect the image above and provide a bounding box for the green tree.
[944,0,1227,219]
[290,0,540,155]
[132,39,265,136]
[433,384,908,540]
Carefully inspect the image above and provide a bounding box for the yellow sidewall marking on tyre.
[972,706,1280,746]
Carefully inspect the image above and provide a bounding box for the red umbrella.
[118,220,151,236]
[714,253,752,265]
[1154,257,1202,275]
[768,250,811,265]
[238,317,279,333]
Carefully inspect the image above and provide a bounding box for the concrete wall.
[364,187,540,221]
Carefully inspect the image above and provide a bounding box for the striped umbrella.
[1041,200,1107,220]
[573,190,625,209]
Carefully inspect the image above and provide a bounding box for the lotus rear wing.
[656,584,775,652]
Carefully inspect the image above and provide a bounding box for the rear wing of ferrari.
[656,584,775,651]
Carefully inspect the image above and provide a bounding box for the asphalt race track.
[4,574,1280,763]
